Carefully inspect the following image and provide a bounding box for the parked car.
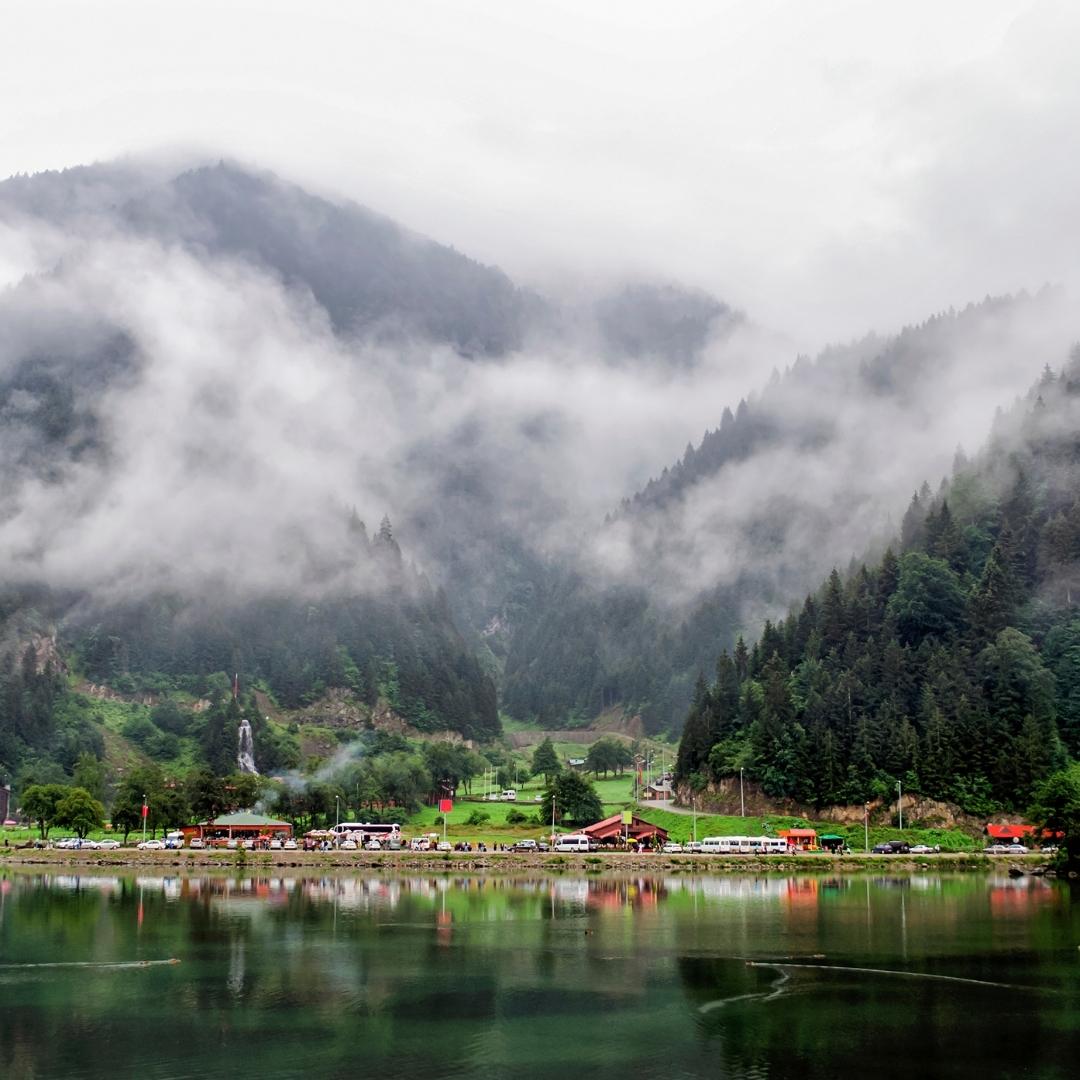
[138,839,165,850]
[662,842,684,854]
[436,841,453,852]
[55,837,81,849]
[97,839,120,850]
[188,838,204,849]
[537,841,550,852]
[269,838,283,850]
[283,839,297,850]
[365,839,382,851]
[410,837,431,852]
[1004,843,1029,854]
[340,839,357,850]
[512,839,538,852]
[909,844,940,854]
[984,844,1011,854]
[1041,844,1059,855]
[685,841,703,854]
[872,841,910,854]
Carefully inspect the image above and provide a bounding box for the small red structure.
[582,813,669,848]
[778,828,818,851]
[985,823,1062,843]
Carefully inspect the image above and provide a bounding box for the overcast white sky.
[2,0,1078,348]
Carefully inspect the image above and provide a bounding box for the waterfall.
[237,717,258,774]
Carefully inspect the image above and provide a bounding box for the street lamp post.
[739,768,745,818]
[335,795,340,842]
[864,803,869,854]
[692,796,698,844]
[896,780,903,831]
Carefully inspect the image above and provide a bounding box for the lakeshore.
[0,846,1053,875]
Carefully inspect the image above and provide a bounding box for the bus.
[701,836,789,855]
[330,822,402,848]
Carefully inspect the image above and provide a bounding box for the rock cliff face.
[675,778,986,834]
[290,688,403,733]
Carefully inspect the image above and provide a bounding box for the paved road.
[639,799,697,815]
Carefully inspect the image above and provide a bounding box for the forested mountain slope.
[0,514,499,788]
[676,352,1080,813]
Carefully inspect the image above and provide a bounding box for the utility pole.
[896,780,903,831]
[740,768,745,818]
[864,803,869,853]
[692,796,698,844]
[141,793,147,844]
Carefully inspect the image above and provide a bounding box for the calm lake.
[1,868,1078,1078]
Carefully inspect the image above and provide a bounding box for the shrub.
[465,809,490,826]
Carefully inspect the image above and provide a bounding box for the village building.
[181,812,293,845]
[641,779,673,801]
[778,827,818,851]
[984,823,1061,845]
[581,813,669,848]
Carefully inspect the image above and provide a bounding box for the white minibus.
[553,834,590,853]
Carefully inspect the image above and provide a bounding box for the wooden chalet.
[582,813,668,848]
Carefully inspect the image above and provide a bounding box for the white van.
[501,790,517,802]
[553,834,590,853]
[165,831,185,849]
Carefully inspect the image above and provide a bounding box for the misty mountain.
[502,292,1075,732]
[1,161,535,358]
[594,282,740,369]
[0,156,1075,776]
[676,351,1080,814]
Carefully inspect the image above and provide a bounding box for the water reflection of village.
[0,869,1074,1080]
[15,868,1062,928]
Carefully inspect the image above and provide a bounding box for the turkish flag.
[439,799,453,813]
[141,802,149,819]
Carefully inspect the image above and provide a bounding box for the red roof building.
[985,823,1062,841]
[777,828,818,851]
[582,813,669,847]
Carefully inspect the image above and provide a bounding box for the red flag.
[439,799,453,813]
[141,801,149,819]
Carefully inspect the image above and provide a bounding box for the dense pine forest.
[676,351,1080,813]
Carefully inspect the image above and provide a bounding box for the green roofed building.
[182,812,292,843]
